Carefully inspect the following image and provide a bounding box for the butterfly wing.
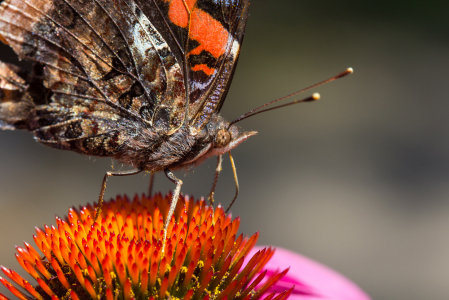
[136,0,250,129]
[0,0,187,155]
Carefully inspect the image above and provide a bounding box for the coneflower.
[0,193,292,300]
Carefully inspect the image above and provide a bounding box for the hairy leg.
[208,154,223,206]
[95,168,143,221]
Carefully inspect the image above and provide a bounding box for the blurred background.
[1,0,449,299]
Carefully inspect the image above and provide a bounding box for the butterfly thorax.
[115,114,256,172]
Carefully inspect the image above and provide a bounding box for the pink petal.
[247,246,370,300]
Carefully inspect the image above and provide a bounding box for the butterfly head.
[214,128,232,148]
[177,115,256,169]
[206,115,257,156]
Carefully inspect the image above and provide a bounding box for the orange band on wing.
[165,0,197,28]
[188,8,228,58]
[163,0,230,74]
[191,64,215,76]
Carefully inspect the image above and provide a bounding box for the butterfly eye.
[214,128,231,148]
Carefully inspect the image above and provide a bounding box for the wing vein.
[150,0,184,56]
[58,0,138,80]
[0,18,88,76]
[12,0,122,76]
[122,0,169,87]
[92,0,146,97]
[51,91,106,102]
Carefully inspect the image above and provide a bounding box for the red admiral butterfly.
[0,0,351,230]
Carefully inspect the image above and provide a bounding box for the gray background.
[1,1,449,299]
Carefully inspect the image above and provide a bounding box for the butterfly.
[0,0,352,230]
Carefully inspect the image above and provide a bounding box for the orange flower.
[0,193,291,300]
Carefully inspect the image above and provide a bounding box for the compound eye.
[214,129,231,148]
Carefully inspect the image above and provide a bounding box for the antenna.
[229,68,353,126]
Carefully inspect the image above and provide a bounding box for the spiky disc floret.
[0,193,292,300]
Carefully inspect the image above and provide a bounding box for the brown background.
[1,1,449,299]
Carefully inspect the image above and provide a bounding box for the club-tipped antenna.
[229,68,353,126]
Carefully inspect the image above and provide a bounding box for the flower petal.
[247,246,370,300]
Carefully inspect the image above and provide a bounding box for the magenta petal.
[247,246,370,300]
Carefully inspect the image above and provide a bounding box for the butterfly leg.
[162,168,183,252]
[95,168,143,221]
[225,151,239,214]
[148,172,155,197]
[208,154,223,206]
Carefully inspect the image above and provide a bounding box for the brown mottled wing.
[135,0,250,129]
[0,0,186,154]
